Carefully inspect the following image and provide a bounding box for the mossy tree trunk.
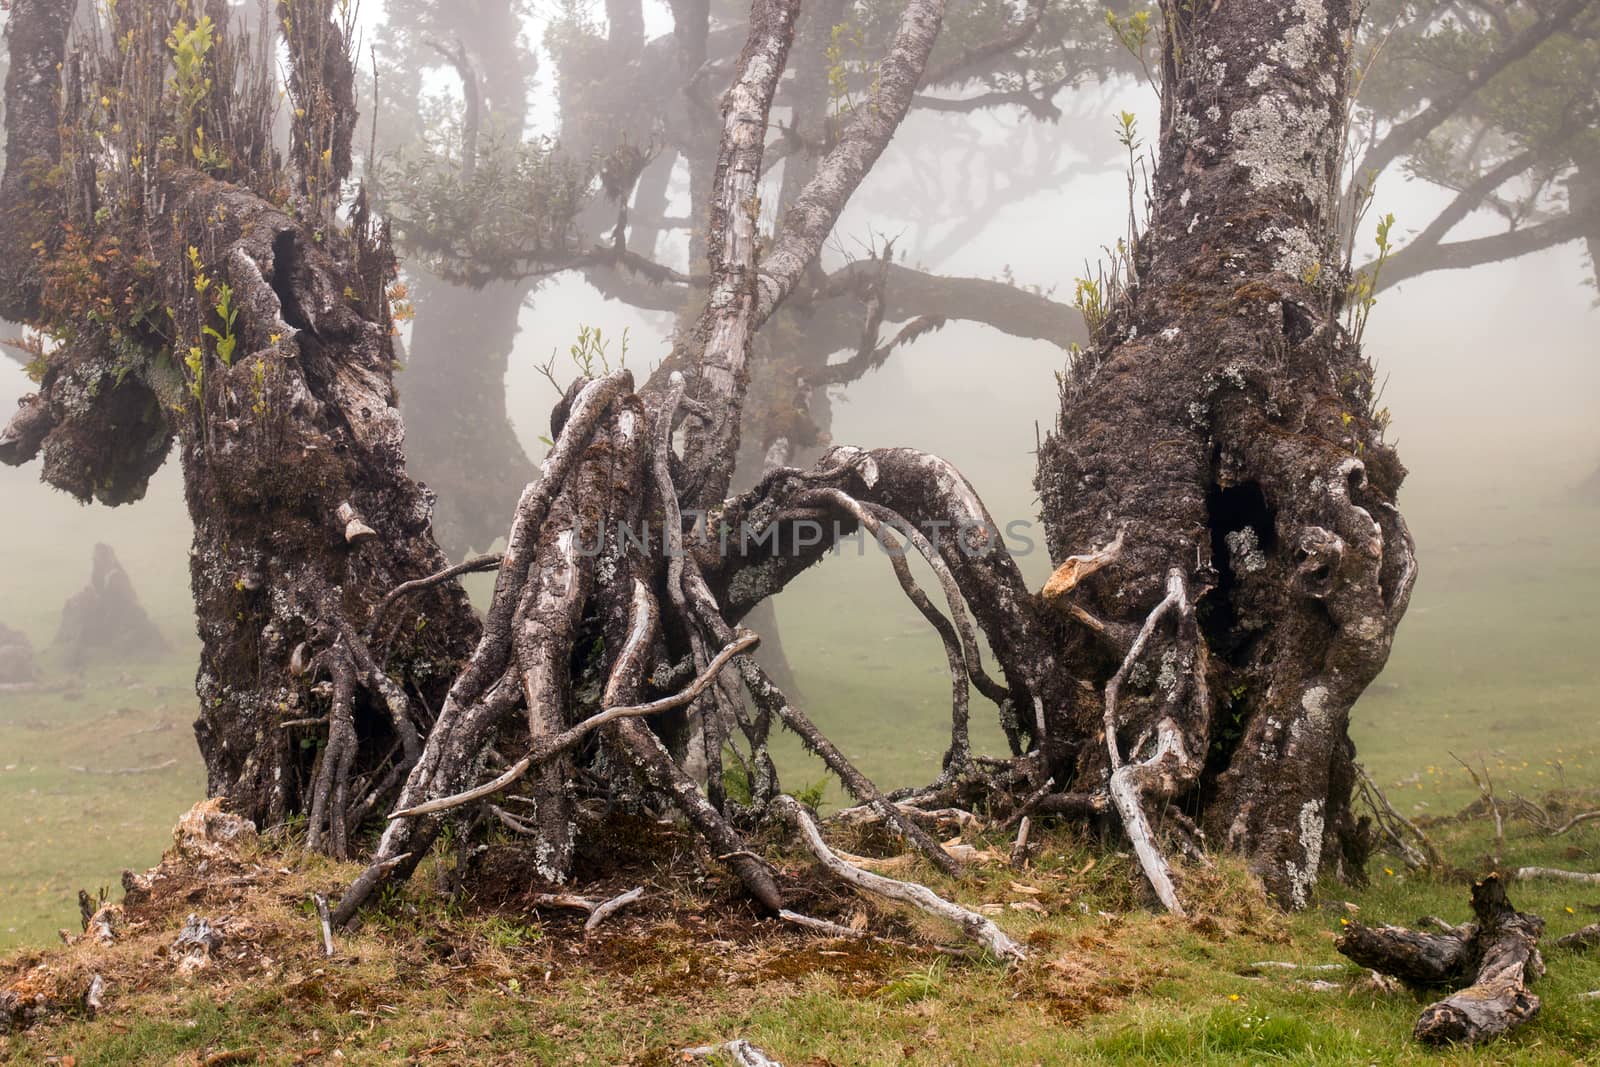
[1034,0,1416,905]
[0,0,479,842]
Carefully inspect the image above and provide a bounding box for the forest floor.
[2,780,1600,1066]
[1,482,1596,1064]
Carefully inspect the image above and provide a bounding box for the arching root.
[1103,568,1209,916]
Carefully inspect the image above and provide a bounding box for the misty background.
[1,0,1596,949]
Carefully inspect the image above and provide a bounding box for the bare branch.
[919,0,1046,88]
[425,37,481,181]
[670,0,803,507]
[755,0,948,326]
[1378,206,1599,290]
[772,795,1025,962]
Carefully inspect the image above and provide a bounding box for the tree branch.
[1377,206,1598,290]
[750,0,949,338]
[1355,0,1590,183]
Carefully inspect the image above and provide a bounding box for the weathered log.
[1556,924,1600,952]
[1336,920,1475,986]
[1337,874,1545,1046]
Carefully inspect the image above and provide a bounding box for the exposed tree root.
[680,1039,784,1067]
[1103,568,1209,916]
[772,795,1025,962]
[387,629,760,818]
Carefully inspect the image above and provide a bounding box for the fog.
[1,0,1597,954]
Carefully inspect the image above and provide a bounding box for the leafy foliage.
[374,135,590,285]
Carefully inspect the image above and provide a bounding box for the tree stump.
[53,544,167,669]
[0,622,36,683]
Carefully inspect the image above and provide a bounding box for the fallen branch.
[1451,753,1505,863]
[1515,867,1600,886]
[1338,874,1545,1047]
[1355,762,1441,871]
[1548,810,1600,836]
[1556,925,1600,952]
[680,1039,783,1066]
[525,885,645,933]
[834,802,982,832]
[777,909,867,939]
[584,886,645,933]
[312,893,335,957]
[1010,816,1032,870]
[67,758,178,775]
[527,892,603,912]
[83,974,105,1020]
[772,795,1024,962]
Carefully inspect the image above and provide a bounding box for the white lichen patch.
[1229,94,1334,208]
[1300,685,1330,726]
[1157,648,1179,692]
[1268,0,1329,71]
[1225,527,1267,573]
[1285,797,1325,908]
[1262,224,1320,278]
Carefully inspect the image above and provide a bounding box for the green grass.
[4,806,1599,1065]
[3,439,1599,1063]
[0,655,205,951]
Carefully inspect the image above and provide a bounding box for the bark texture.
[1035,0,1416,906]
[0,1,479,836]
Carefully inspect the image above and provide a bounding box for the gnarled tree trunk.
[2,0,1418,930]
[0,0,479,841]
[1035,0,1416,905]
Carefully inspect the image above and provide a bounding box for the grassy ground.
[2,440,1597,1063]
[2,786,1599,1065]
